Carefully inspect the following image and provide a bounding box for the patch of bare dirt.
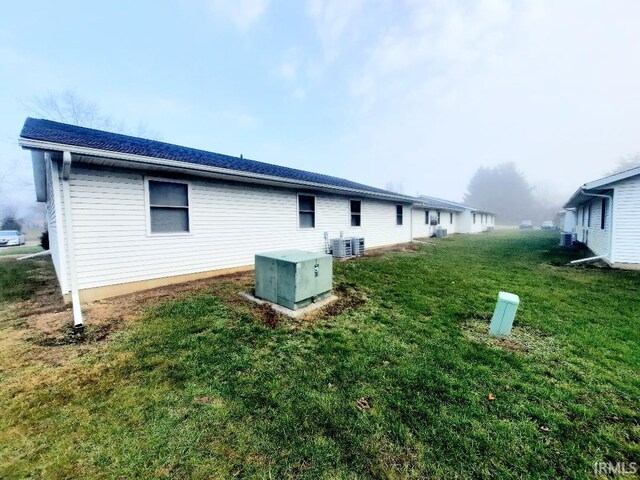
[1,259,256,372]
[254,303,284,328]
[460,318,560,357]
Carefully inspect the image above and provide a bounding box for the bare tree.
[384,181,404,194]
[606,154,640,175]
[24,89,160,138]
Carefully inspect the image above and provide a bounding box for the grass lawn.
[0,245,43,257]
[0,232,638,479]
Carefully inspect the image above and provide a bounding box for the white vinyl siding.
[411,208,457,237]
[66,165,413,290]
[611,178,640,264]
[411,208,432,238]
[575,198,610,259]
[46,157,70,294]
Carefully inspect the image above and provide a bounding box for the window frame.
[297,193,316,230]
[437,211,441,224]
[473,213,477,224]
[587,203,592,228]
[600,198,606,230]
[425,210,429,225]
[349,199,362,228]
[449,212,453,224]
[396,204,403,226]
[144,177,192,236]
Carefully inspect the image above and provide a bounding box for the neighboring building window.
[450,212,453,224]
[298,194,315,229]
[425,210,429,224]
[350,200,362,227]
[601,199,606,230]
[473,213,477,224]
[587,203,592,227]
[148,180,189,233]
[437,211,441,224]
[396,205,403,225]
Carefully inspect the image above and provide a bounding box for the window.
[349,200,362,227]
[581,207,586,226]
[298,194,315,228]
[148,180,189,233]
[437,211,441,224]
[449,212,453,224]
[473,213,477,224]
[425,210,429,224]
[587,203,592,227]
[601,199,606,230]
[396,205,403,225]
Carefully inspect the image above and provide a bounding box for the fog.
[1,0,639,226]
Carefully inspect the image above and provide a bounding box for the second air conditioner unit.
[350,237,365,256]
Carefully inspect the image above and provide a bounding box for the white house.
[19,118,442,326]
[563,166,640,269]
[417,196,496,234]
[20,118,501,327]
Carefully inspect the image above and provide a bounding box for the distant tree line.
[462,162,558,226]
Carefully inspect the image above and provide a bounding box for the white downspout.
[580,188,614,264]
[60,151,83,330]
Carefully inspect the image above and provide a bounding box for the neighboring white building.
[417,196,496,234]
[564,166,640,269]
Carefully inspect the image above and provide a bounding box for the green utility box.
[255,250,333,310]
[489,291,520,337]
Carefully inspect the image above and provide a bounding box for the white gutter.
[579,188,614,263]
[60,151,83,330]
[18,137,415,204]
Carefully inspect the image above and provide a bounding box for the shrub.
[40,231,50,250]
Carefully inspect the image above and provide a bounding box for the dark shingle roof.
[417,195,494,214]
[20,118,411,199]
[417,195,465,211]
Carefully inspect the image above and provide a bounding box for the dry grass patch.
[460,317,561,357]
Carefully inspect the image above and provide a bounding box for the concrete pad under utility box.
[241,292,338,319]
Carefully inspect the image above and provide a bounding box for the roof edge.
[19,136,418,203]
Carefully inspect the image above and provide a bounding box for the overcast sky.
[1,0,639,214]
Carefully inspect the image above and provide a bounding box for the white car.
[541,221,554,230]
[0,230,25,247]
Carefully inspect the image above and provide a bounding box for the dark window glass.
[450,212,453,224]
[396,205,403,225]
[149,180,189,233]
[350,200,361,227]
[299,195,315,229]
[601,199,606,230]
[149,181,188,206]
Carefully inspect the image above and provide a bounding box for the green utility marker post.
[489,291,520,337]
